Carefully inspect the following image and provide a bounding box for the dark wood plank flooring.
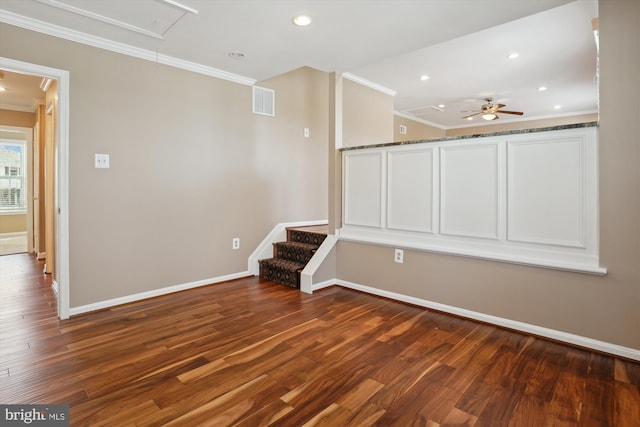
[1,253,639,426]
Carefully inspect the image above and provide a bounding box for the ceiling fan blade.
[496,109,523,115]
[462,112,482,119]
[495,104,506,109]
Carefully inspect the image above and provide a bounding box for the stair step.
[287,228,327,247]
[274,241,318,264]
[258,258,305,289]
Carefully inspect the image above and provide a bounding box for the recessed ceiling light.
[228,52,245,60]
[420,74,429,81]
[0,86,6,92]
[507,52,520,59]
[293,15,311,26]
[553,105,562,110]
[466,117,474,121]
[438,104,445,108]
[538,86,548,91]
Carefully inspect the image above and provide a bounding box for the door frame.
[1,57,70,319]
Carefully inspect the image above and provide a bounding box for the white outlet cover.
[95,153,110,168]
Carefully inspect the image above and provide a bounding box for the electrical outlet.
[95,153,110,168]
[232,238,240,250]
[394,248,403,264]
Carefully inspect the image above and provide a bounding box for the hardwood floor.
[1,253,639,426]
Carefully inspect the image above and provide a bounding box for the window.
[0,141,27,213]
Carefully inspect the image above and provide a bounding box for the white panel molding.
[387,147,433,233]
[0,10,256,86]
[340,127,604,274]
[323,279,639,361]
[70,271,251,316]
[440,142,500,240]
[507,135,589,248]
[343,151,384,228]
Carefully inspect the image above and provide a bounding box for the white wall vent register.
[252,86,275,116]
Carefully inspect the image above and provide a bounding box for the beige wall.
[335,1,640,350]
[0,214,27,233]
[393,115,446,141]
[0,24,328,307]
[342,79,394,147]
[0,109,36,128]
[445,113,598,137]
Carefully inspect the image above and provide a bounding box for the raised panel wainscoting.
[340,124,604,275]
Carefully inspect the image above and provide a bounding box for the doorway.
[0,125,32,256]
[0,57,70,319]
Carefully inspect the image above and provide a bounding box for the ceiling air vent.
[252,86,275,116]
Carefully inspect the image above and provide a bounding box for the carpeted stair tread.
[274,241,318,263]
[287,229,327,247]
[258,258,305,288]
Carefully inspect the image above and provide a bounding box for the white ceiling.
[0,0,598,129]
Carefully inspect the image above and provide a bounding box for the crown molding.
[0,9,256,86]
[342,72,396,96]
[393,110,447,130]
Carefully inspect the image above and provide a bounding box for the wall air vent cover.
[252,86,275,116]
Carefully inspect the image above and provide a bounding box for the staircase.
[258,225,328,288]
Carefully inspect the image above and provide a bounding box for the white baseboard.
[37,252,46,260]
[51,280,59,299]
[313,279,640,362]
[69,271,251,316]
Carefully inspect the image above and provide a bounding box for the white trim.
[36,251,46,260]
[0,10,256,86]
[247,220,328,275]
[35,0,165,39]
[317,279,640,361]
[342,73,396,96]
[0,56,71,320]
[70,271,250,316]
[394,111,447,130]
[51,279,59,299]
[300,234,338,294]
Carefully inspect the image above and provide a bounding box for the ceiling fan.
[462,98,524,121]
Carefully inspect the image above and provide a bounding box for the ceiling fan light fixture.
[482,113,497,121]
